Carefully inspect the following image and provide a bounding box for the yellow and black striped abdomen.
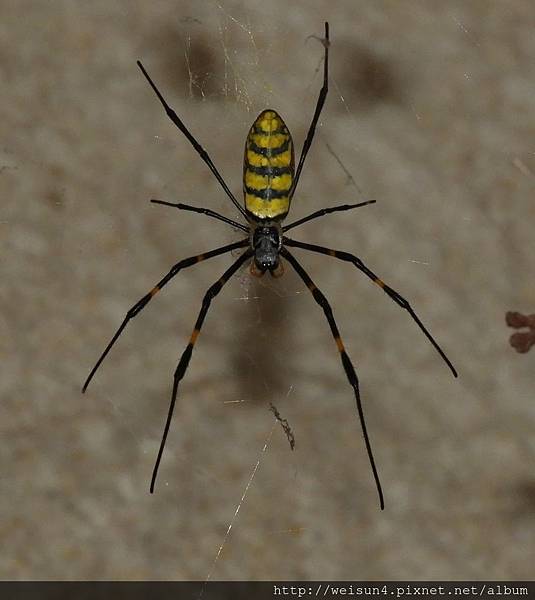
[243,109,294,221]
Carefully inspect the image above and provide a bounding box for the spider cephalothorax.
[250,223,283,276]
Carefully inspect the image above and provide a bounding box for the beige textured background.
[2,0,535,581]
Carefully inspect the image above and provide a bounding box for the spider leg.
[82,239,248,393]
[150,248,253,492]
[137,60,248,220]
[283,200,376,233]
[284,237,458,378]
[290,22,330,200]
[281,247,384,510]
[151,199,248,232]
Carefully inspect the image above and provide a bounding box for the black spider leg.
[283,200,376,233]
[82,239,248,393]
[137,61,248,220]
[151,248,253,493]
[151,199,248,232]
[281,247,384,510]
[289,22,330,200]
[284,238,458,378]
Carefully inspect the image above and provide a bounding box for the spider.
[82,23,457,510]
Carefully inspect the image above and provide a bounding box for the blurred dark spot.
[179,16,202,25]
[231,276,294,409]
[182,38,223,100]
[512,480,535,512]
[147,23,225,101]
[46,164,66,209]
[333,40,401,110]
[45,188,65,210]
